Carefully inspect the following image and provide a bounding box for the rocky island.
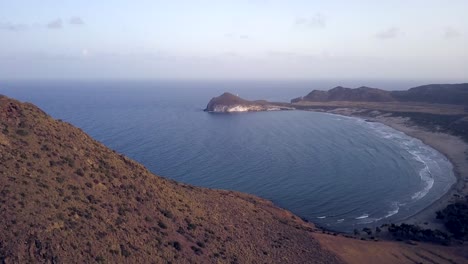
[204,92,293,112]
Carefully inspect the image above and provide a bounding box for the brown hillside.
[0,95,342,263]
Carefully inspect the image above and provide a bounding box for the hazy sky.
[1,0,467,80]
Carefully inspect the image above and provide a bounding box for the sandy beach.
[370,115,468,229]
[318,108,468,230]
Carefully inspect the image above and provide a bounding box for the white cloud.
[69,17,84,25]
[443,26,460,39]
[0,22,28,32]
[47,19,63,29]
[375,27,400,39]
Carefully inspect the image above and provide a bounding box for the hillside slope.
[291,86,394,103]
[391,83,468,105]
[0,95,341,263]
[291,83,468,105]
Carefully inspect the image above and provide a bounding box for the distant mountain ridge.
[205,83,468,114]
[392,83,468,105]
[292,83,468,105]
[291,86,394,103]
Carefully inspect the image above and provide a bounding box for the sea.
[0,79,456,232]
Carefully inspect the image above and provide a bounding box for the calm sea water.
[0,80,456,232]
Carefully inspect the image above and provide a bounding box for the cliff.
[205,92,293,112]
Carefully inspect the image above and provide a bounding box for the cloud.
[0,22,28,32]
[294,13,326,29]
[81,49,89,57]
[443,26,460,39]
[47,19,63,29]
[1,17,84,31]
[225,33,250,40]
[69,17,84,25]
[375,27,399,39]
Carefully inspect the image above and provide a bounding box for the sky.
[0,0,467,80]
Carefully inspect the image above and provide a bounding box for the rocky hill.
[291,83,468,105]
[291,86,394,103]
[0,95,340,263]
[205,92,292,112]
[392,83,468,105]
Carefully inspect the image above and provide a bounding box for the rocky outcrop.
[205,92,293,112]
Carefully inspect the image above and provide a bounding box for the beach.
[370,115,468,229]
[319,108,468,230]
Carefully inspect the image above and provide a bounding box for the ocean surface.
[0,80,456,232]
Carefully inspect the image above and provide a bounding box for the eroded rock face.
[205,92,261,112]
[209,104,268,112]
[205,92,293,113]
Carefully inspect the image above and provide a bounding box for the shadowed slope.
[291,86,394,103]
[0,95,341,263]
[392,83,468,105]
[291,83,468,105]
[204,92,267,112]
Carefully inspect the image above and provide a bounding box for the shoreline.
[312,109,468,231]
[207,106,466,232]
[367,115,467,229]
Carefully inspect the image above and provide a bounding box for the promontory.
[204,92,293,112]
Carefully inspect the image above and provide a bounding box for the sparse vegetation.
[436,199,468,240]
[388,223,450,245]
[170,241,182,251]
[157,220,167,229]
[75,168,85,176]
[15,129,29,136]
[191,245,203,255]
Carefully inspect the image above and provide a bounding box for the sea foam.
[364,121,442,201]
